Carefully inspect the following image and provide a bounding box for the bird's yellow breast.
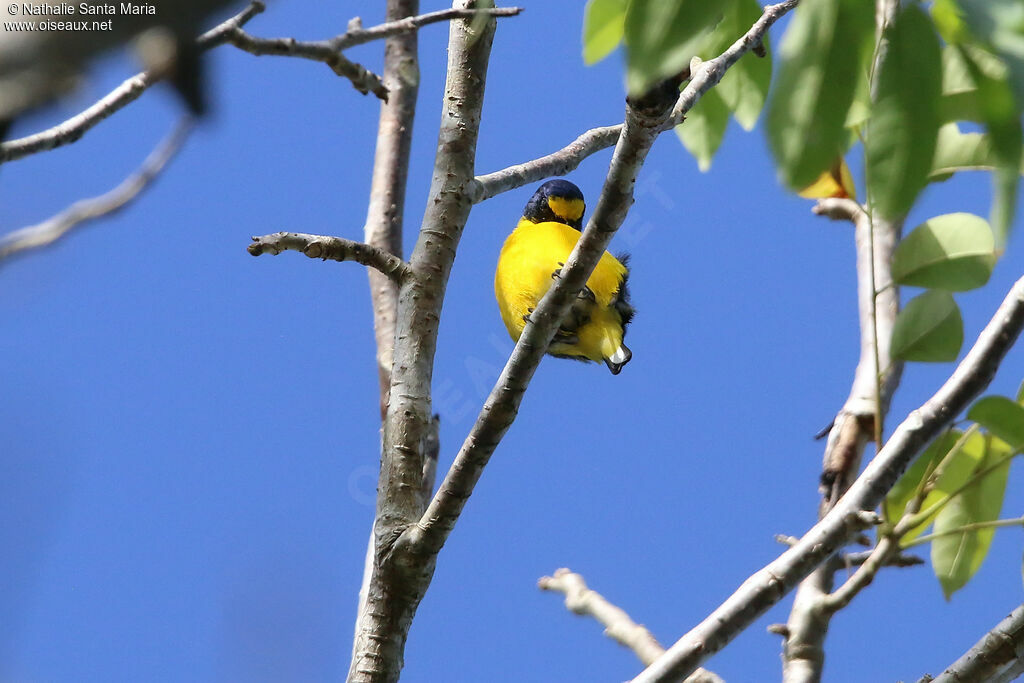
[494,219,627,360]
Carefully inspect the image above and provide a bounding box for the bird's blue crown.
[522,179,586,230]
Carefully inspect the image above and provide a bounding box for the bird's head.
[521,179,586,230]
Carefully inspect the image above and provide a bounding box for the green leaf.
[932,436,1012,598]
[902,428,986,545]
[624,0,733,95]
[939,45,1010,122]
[891,290,963,362]
[1017,380,1024,404]
[940,46,979,122]
[766,0,874,189]
[891,213,996,291]
[866,5,943,219]
[968,396,1024,450]
[953,45,1024,246]
[676,87,729,171]
[712,0,772,130]
[959,0,1024,107]
[885,429,962,525]
[844,61,872,131]
[992,158,1021,249]
[930,123,997,180]
[583,0,627,65]
[932,0,970,44]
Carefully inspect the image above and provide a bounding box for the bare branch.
[470,0,798,203]
[347,5,497,680]
[632,275,1024,683]
[539,568,667,667]
[247,232,410,281]
[225,7,521,101]
[334,6,523,50]
[471,125,622,203]
[819,536,898,614]
[537,568,723,682]
[666,0,798,125]
[0,119,191,262]
[841,548,923,568]
[349,0,421,668]
[225,29,389,99]
[361,0,421,418]
[812,197,863,222]
[925,603,1024,683]
[0,2,265,164]
[783,199,903,681]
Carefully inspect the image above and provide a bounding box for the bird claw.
[550,261,566,280]
[577,286,596,302]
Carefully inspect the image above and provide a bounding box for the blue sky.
[2,2,1023,681]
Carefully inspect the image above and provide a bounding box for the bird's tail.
[604,343,632,375]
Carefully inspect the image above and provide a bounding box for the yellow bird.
[495,179,634,374]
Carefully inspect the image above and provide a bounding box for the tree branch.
[224,29,389,99]
[539,568,667,667]
[335,6,522,50]
[361,0,421,419]
[538,569,724,683]
[349,0,421,671]
[924,603,1024,683]
[782,200,903,682]
[247,232,410,281]
[347,4,497,680]
[632,275,1024,683]
[469,0,798,203]
[818,535,899,614]
[0,2,264,165]
[0,119,191,262]
[224,7,521,101]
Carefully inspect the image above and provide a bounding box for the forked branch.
[632,276,1024,682]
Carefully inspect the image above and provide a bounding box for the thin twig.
[539,569,667,667]
[0,119,192,262]
[904,516,1024,549]
[0,2,265,164]
[925,603,1024,683]
[820,536,898,613]
[224,30,389,99]
[841,549,923,568]
[247,232,410,282]
[333,6,522,50]
[538,569,724,683]
[633,275,1024,682]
